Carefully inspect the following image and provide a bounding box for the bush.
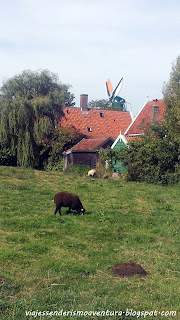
[44,159,64,171]
[120,173,129,182]
[0,147,16,166]
[64,164,91,176]
[119,125,180,185]
[96,151,112,178]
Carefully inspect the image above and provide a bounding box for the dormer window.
[100,112,104,118]
[87,127,92,132]
[66,110,70,114]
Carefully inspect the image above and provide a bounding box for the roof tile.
[125,99,165,136]
[60,107,132,139]
[64,137,114,153]
[72,138,109,151]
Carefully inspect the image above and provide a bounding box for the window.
[100,112,104,117]
[87,127,92,132]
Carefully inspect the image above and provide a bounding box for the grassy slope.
[0,166,179,319]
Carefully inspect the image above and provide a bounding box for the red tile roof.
[125,99,165,136]
[69,138,113,152]
[60,107,132,140]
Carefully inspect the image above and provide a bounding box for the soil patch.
[111,263,147,278]
[136,199,147,204]
[0,278,10,284]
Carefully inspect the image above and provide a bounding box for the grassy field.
[0,166,179,320]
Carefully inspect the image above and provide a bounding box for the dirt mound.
[111,263,147,278]
[0,278,10,284]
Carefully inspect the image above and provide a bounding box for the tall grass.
[0,166,179,319]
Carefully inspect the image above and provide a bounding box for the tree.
[88,99,110,109]
[163,56,180,144]
[0,69,75,168]
[118,125,179,185]
[88,98,126,111]
[39,126,82,169]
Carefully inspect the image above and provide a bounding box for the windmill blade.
[111,78,123,100]
[106,79,113,97]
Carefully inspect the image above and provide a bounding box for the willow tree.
[0,69,75,168]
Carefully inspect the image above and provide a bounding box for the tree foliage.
[163,56,180,143]
[99,124,179,184]
[88,99,110,110]
[88,98,126,111]
[118,125,180,185]
[39,127,81,169]
[0,69,75,168]
[0,146,16,166]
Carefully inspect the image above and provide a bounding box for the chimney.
[80,94,88,113]
[151,101,159,123]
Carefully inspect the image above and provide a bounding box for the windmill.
[105,78,126,110]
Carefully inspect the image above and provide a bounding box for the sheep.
[54,192,85,216]
[88,169,96,177]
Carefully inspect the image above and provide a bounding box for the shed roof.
[64,137,114,154]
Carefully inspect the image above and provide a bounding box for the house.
[111,99,165,145]
[111,132,128,174]
[110,99,166,173]
[60,94,133,140]
[63,137,114,170]
[60,94,132,169]
[124,99,165,141]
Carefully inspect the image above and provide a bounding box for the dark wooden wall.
[63,152,98,169]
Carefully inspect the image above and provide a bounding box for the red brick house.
[124,99,165,142]
[60,94,133,140]
[60,94,132,169]
[60,96,165,170]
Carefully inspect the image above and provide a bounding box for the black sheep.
[54,192,85,216]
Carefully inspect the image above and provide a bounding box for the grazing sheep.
[88,169,96,177]
[54,192,85,216]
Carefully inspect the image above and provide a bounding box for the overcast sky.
[0,0,179,116]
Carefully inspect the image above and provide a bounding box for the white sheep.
[88,169,96,177]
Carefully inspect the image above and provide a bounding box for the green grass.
[0,166,179,320]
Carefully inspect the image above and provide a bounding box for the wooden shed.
[63,137,114,170]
